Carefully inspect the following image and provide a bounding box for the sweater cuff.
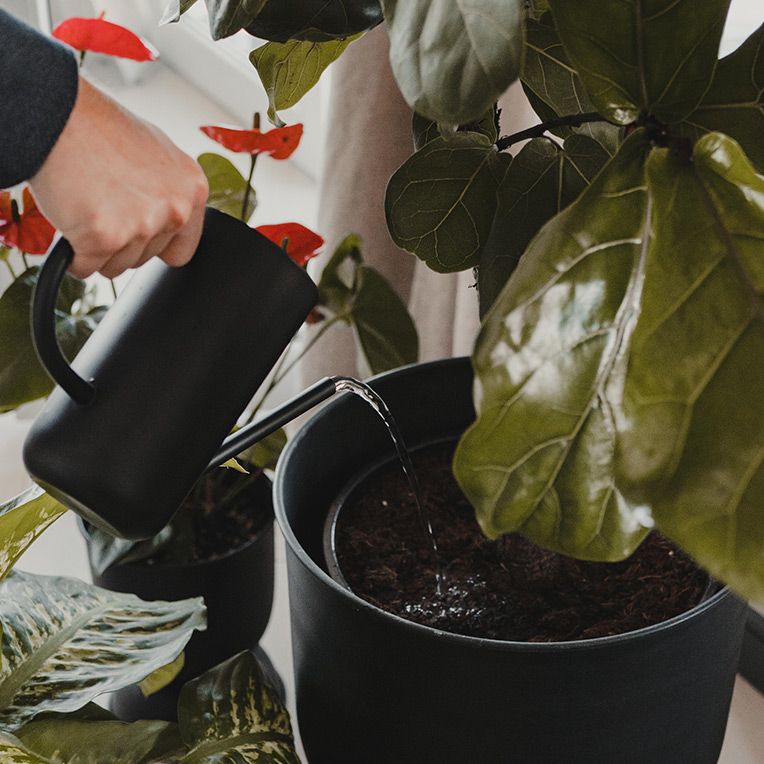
[0,10,79,188]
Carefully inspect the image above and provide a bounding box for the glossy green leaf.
[381,0,524,127]
[454,132,652,559]
[178,650,299,763]
[203,0,268,40]
[547,0,731,124]
[317,234,362,317]
[85,524,174,577]
[412,106,498,152]
[478,134,611,316]
[616,134,764,601]
[679,22,764,173]
[250,36,359,125]
[0,486,66,581]
[160,0,199,25]
[0,571,206,730]
[385,133,511,273]
[0,268,104,413]
[197,153,256,222]
[239,427,287,472]
[139,652,186,698]
[246,0,382,42]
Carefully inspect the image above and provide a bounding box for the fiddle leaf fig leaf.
[547,0,731,124]
[0,486,66,581]
[478,134,611,316]
[160,0,199,25]
[246,0,382,42]
[616,134,764,601]
[178,650,299,763]
[0,268,104,412]
[678,22,764,173]
[197,153,256,222]
[454,132,653,560]
[381,0,524,127]
[250,36,360,125]
[0,571,206,730]
[412,106,499,152]
[385,133,511,273]
[203,0,268,40]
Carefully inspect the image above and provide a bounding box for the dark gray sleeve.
[0,9,79,188]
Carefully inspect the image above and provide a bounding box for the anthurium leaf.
[14,715,183,764]
[178,650,299,763]
[85,524,174,577]
[478,134,611,316]
[239,427,287,472]
[453,132,653,560]
[161,0,199,25]
[0,268,103,412]
[382,0,524,128]
[250,36,359,125]
[317,234,362,317]
[678,22,764,173]
[351,265,418,374]
[139,652,186,698]
[246,0,382,42]
[0,570,206,730]
[203,0,268,40]
[547,0,731,125]
[385,133,511,273]
[197,153,256,222]
[0,486,66,581]
[615,134,764,601]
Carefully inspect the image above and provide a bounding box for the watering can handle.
[31,238,97,406]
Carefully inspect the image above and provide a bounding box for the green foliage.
[250,36,359,125]
[203,0,267,39]
[246,0,382,42]
[385,133,511,273]
[239,427,287,472]
[197,153,256,221]
[318,235,418,374]
[139,652,186,698]
[382,0,525,127]
[412,105,499,151]
[160,0,199,25]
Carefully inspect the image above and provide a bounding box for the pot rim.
[274,357,736,654]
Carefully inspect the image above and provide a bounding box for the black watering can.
[23,208,340,539]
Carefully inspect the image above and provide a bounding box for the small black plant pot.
[274,357,748,764]
[84,473,275,722]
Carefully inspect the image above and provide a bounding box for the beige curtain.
[301,26,537,384]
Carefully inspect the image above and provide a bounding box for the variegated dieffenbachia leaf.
[616,134,764,601]
[547,0,731,124]
[178,650,299,763]
[0,732,49,763]
[385,133,511,273]
[0,486,66,581]
[381,0,524,128]
[0,571,206,730]
[454,132,653,560]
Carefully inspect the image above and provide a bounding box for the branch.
[496,111,606,151]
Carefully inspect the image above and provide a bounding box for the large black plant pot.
[274,357,748,764]
[85,474,276,722]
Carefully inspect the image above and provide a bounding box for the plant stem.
[4,259,16,279]
[109,278,118,301]
[496,111,605,151]
[21,252,30,270]
[240,154,257,222]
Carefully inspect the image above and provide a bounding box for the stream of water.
[333,377,445,595]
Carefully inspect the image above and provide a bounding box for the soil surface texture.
[334,442,709,642]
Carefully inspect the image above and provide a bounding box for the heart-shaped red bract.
[52,17,158,61]
[256,223,324,267]
[200,124,303,159]
[0,188,56,255]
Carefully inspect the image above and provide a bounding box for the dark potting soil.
[334,443,709,642]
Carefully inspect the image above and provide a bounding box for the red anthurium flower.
[200,124,303,159]
[256,223,324,267]
[0,188,55,255]
[52,17,158,61]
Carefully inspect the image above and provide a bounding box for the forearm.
[0,9,78,188]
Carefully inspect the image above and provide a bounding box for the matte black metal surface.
[274,358,748,764]
[24,208,318,539]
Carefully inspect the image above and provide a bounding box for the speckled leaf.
[0,571,206,730]
[198,154,256,222]
[250,36,359,125]
[139,652,186,698]
[381,0,524,127]
[246,0,381,42]
[679,22,764,173]
[412,105,499,151]
[385,133,511,273]
[454,132,652,560]
[616,134,764,601]
[478,134,611,316]
[203,0,268,40]
[178,650,299,763]
[547,0,731,124]
[0,733,49,763]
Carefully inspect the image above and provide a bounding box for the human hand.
[29,78,208,279]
